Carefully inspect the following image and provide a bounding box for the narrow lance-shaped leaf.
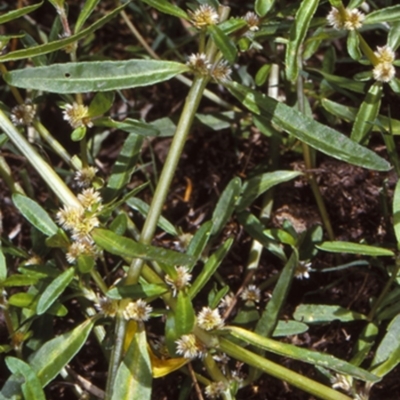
[175,291,195,336]
[225,81,390,171]
[350,82,383,144]
[255,0,275,17]
[12,194,58,236]
[0,3,128,62]
[237,171,302,211]
[0,248,6,282]
[317,241,394,257]
[227,326,379,382]
[112,324,152,400]
[285,0,319,82]
[364,5,400,24]
[294,304,368,323]
[0,2,43,24]
[5,60,190,93]
[388,22,400,51]
[37,267,75,315]
[74,0,101,33]
[208,25,237,64]
[29,318,95,386]
[256,251,298,337]
[92,228,195,266]
[189,238,233,299]
[5,357,46,400]
[140,0,189,19]
[393,180,400,246]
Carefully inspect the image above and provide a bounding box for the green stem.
[126,75,209,285]
[0,156,25,195]
[357,32,379,65]
[0,109,81,208]
[220,337,352,400]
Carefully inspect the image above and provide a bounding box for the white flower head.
[218,293,234,311]
[295,261,312,280]
[205,381,226,399]
[197,306,224,331]
[95,296,118,317]
[74,166,98,188]
[56,205,84,231]
[165,266,192,296]
[187,53,211,76]
[374,45,395,64]
[240,284,261,304]
[77,188,103,212]
[373,62,396,82]
[123,299,152,322]
[331,373,353,392]
[63,102,93,129]
[175,333,205,359]
[11,102,36,126]
[66,239,100,264]
[211,60,232,82]
[243,11,260,31]
[189,4,219,29]
[327,7,364,31]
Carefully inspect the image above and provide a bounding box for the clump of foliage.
[0,0,400,399]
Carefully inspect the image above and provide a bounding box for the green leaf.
[322,98,400,135]
[237,171,302,211]
[186,221,213,269]
[285,0,319,82]
[140,0,189,20]
[71,126,86,141]
[211,177,241,236]
[8,293,36,308]
[294,304,367,323]
[29,318,94,386]
[5,59,190,93]
[255,0,274,17]
[256,252,298,337]
[0,2,43,24]
[36,267,75,315]
[0,248,6,282]
[96,117,160,136]
[126,197,178,237]
[0,3,128,62]
[364,5,400,24]
[74,0,100,33]
[208,25,237,64]
[175,291,195,336]
[88,91,115,117]
[3,274,39,287]
[350,322,379,367]
[388,22,400,51]
[371,314,400,368]
[255,64,272,86]
[109,213,128,236]
[227,326,379,382]
[189,238,233,299]
[112,325,152,400]
[5,357,46,400]
[272,320,308,337]
[107,283,168,300]
[226,81,390,171]
[237,212,287,261]
[350,82,383,143]
[317,241,394,257]
[12,194,58,237]
[393,180,400,246]
[92,228,195,266]
[103,133,144,202]
[77,255,95,273]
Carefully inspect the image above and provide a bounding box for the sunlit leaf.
[317,241,394,257]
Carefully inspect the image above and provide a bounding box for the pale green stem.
[220,337,352,400]
[0,156,25,195]
[126,74,209,285]
[0,109,81,208]
[357,31,379,65]
[296,54,335,241]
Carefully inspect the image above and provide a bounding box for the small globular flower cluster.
[331,374,353,392]
[295,261,312,280]
[243,11,260,32]
[66,240,100,264]
[77,188,103,212]
[11,102,36,126]
[63,102,93,129]
[197,306,224,331]
[123,299,152,322]
[218,293,234,311]
[372,46,396,83]
[74,166,98,188]
[175,333,205,359]
[240,284,261,304]
[165,266,192,296]
[187,53,232,82]
[327,7,364,31]
[205,381,226,399]
[189,4,219,29]
[187,53,212,76]
[95,296,119,317]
